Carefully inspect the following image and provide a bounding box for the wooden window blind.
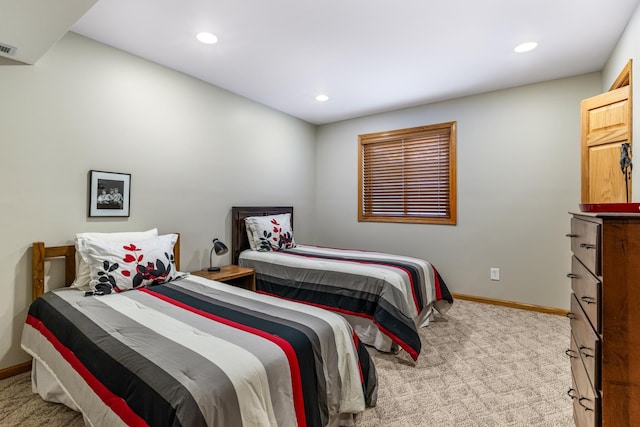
[358,122,456,225]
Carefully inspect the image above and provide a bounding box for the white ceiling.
[2,0,639,124]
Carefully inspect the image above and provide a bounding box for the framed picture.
[88,170,131,217]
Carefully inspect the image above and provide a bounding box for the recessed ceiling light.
[514,42,538,53]
[196,32,218,44]
[315,94,329,102]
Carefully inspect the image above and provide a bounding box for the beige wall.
[602,1,640,201]
[315,73,602,310]
[0,33,317,369]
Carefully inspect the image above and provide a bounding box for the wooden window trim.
[358,122,457,225]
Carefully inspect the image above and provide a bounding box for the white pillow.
[245,220,258,250]
[245,213,295,251]
[77,234,179,294]
[70,228,158,291]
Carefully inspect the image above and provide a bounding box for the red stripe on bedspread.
[140,288,307,427]
[432,265,442,301]
[258,290,420,361]
[25,315,147,427]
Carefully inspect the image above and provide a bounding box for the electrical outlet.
[490,268,500,281]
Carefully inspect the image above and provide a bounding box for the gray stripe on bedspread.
[51,290,242,427]
[168,278,341,424]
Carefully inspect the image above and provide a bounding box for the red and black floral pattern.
[94,242,175,294]
[258,218,294,251]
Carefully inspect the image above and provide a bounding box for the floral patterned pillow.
[71,228,159,291]
[245,213,296,252]
[77,234,179,294]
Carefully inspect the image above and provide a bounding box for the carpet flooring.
[0,299,573,426]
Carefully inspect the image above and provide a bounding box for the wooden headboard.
[32,233,181,301]
[231,206,293,264]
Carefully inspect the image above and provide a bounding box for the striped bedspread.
[21,275,377,427]
[239,245,453,361]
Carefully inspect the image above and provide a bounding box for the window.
[358,122,456,225]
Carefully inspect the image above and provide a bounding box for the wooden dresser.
[567,212,640,427]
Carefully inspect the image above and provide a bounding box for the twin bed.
[231,207,453,361]
[22,232,377,427]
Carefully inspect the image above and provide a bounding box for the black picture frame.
[88,170,131,217]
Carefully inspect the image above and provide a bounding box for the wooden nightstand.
[191,265,256,292]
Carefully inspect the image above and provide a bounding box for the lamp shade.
[213,238,228,256]
[208,238,228,271]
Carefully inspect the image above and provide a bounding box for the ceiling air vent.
[0,42,17,56]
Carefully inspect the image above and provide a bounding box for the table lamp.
[208,238,228,271]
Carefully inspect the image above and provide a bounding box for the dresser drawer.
[569,217,601,276]
[570,362,600,427]
[568,332,585,387]
[570,256,601,333]
[569,294,600,390]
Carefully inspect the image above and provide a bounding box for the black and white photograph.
[88,170,130,217]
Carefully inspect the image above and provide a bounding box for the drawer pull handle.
[578,397,594,412]
[566,312,577,320]
[565,349,578,358]
[579,346,595,358]
[566,234,578,238]
[567,388,576,400]
[579,243,596,250]
[567,273,578,279]
[580,296,596,305]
